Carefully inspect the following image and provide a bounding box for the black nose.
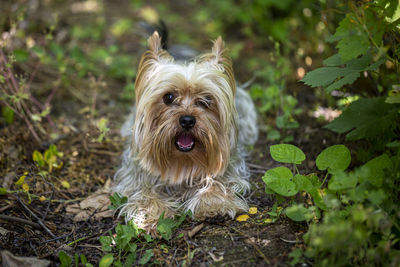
[179,115,196,130]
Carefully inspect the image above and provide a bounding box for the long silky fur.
[114,32,258,226]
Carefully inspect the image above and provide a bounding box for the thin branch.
[16,194,57,238]
[0,214,41,229]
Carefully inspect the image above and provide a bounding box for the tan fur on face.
[132,32,238,185]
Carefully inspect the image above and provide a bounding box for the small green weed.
[32,144,64,174]
[95,193,190,266]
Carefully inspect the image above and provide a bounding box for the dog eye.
[163,93,176,105]
[196,96,212,109]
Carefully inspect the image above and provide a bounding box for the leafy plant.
[98,194,190,266]
[250,41,301,142]
[264,143,400,266]
[32,144,63,174]
[58,251,93,267]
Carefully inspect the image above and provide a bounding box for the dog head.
[132,32,238,184]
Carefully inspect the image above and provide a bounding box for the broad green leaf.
[2,106,14,125]
[293,174,313,192]
[358,154,393,187]
[13,49,29,62]
[99,254,113,267]
[316,145,351,173]
[368,189,387,205]
[285,204,313,222]
[270,144,305,164]
[138,249,153,265]
[307,174,321,188]
[328,171,358,191]
[325,97,398,142]
[325,72,360,93]
[58,251,72,267]
[301,67,346,87]
[336,33,369,62]
[125,253,136,267]
[322,53,342,66]
[99,236,112,252]
[262,167,297,197]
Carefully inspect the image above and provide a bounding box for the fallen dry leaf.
[248,207,258,215]
[1,250,50,267]
[66,179,114,222]
[236,214,250,222]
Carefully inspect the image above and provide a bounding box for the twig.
[41,177,55,221]
[280,237,301,244]
[16,195,57,238]
[0,214,41,229]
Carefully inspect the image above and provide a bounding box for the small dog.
[114,32,258,228]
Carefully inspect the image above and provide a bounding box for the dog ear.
[203,36,236,95]
[135,31,173,102]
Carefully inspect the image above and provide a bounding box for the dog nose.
[179,115,196,130]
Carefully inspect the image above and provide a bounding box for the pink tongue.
[178,134,194,147]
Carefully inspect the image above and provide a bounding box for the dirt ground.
[0,1,337,266]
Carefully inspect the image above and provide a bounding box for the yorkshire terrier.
[114,32,258,229]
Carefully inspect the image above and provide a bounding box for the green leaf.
[358,154,393,187]
[125,253,136,267]
[32,150,45,167]
[293,174,313,192]
[325,97,398,142]
[99,236,112,252]
[325,72,360,93]
[109,192,128,210]
[2,106,14,125]
[285,204,313,222]
[336,33,369,62]
[385,95,400,104]
[322,53,342,66]
[309,188,327,210]
[368,189,387,205]
[270,144,305,164]
[316,145,351,173]
[138,249,153,265]
[0,187,8,195]
[302,67,346,87]
[262,167,297,197]
[58,251,72,267]
[99,254,113,267]
[328,171,358,191]
[157,213,176,241]
[80,254,87,265]
[13,49,29,62]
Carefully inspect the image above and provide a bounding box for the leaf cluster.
[264,143,400,266]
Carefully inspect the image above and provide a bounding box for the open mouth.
[175,133,195,152]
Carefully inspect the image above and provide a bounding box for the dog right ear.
[135,31,173,102]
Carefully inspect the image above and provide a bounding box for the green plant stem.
[321,172,329,188]
[67,236,89,246]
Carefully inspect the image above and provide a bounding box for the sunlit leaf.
[236,214,250,222]
[270,144,305,164]
[316,145,351,173]
[263,167,297,197]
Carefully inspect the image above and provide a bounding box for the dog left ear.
[135,31,173,103]
[208,36,236,94]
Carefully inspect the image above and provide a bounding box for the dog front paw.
[185,186,248,219]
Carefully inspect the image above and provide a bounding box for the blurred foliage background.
[1,0,399,266]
